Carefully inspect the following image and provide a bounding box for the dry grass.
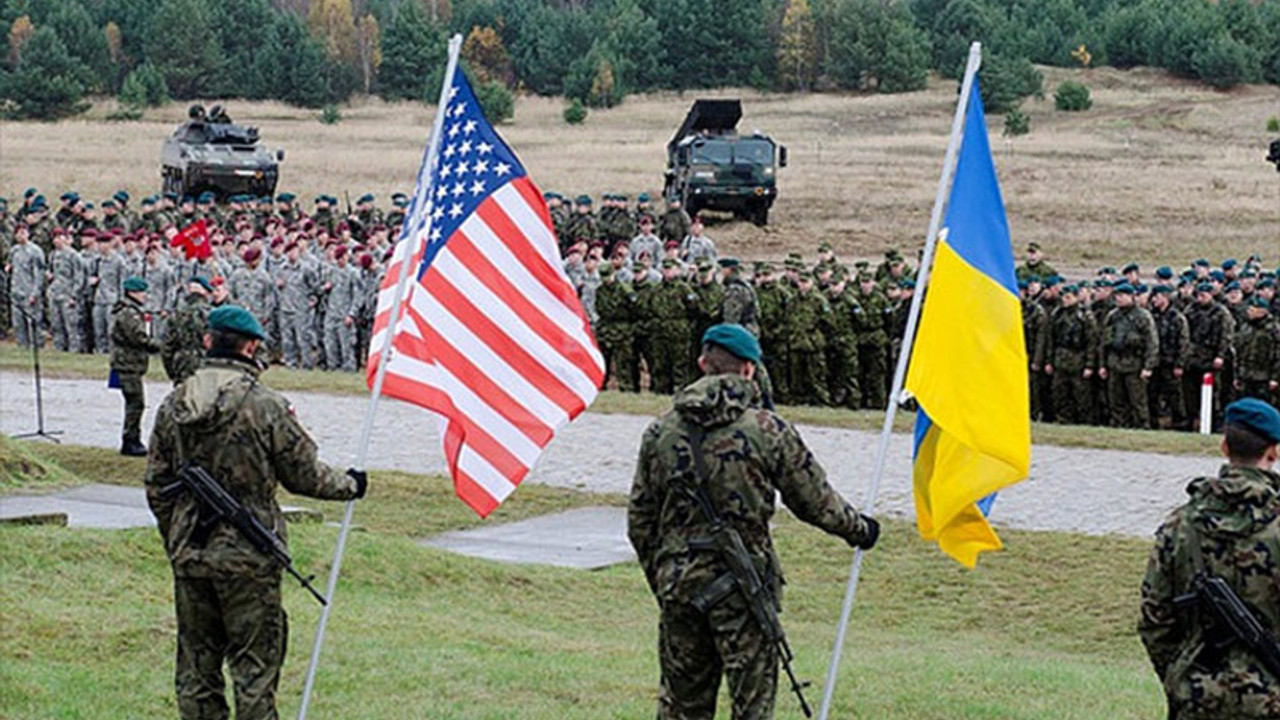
[2,67,1277,276]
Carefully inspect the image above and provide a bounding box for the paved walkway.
[1,371,1217,538]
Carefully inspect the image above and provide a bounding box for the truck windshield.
[734,140,774,164]
[690,140,733,165]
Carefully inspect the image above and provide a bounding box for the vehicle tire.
[751,203,769,227]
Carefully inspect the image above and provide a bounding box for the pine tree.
[1,26,90,119]
[145,0,220,99]
[379,0,445,100]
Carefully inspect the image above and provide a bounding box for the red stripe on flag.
[449,229,604,388]
[476,192,588,323]
[422,267,587,417]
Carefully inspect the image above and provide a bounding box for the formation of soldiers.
[0,188,402,374]
[3,188,1276,431]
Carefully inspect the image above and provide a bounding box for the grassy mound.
[0,436,76,489]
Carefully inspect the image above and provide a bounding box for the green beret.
[357,193,374,204]
[1113,283,1135,294]
[702,323,761,363]
[818,241,832,252]
[189,275,214,292]
[1027,241,1041,252]
[661,258,680,269]
[1196,282,1215,294]
[1247,296,1269,309]
[1224,398,1280,444]
[122,276,148,293]
[277,192,296,202]
[208,305,266,341]
[637,193,651,202]
[632,262,648,273]
[1151,284,1174,295]
[717,257,740,268]
[1122,262,1140,274]
[576,195,592,206]
[1062,284,1080,295]
[598,264,614,277]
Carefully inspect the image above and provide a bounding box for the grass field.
[0,441,1165,719]
[1,66,1276,274]
[0,341,1223,457]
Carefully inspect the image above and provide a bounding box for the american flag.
[367,70,604,517]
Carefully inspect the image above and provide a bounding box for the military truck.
[663,99,787,226]
[161,105,284,200]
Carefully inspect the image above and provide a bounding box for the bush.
[319,104,342,125]
[563,98,587,125]
[1,27,89,120]
[1054,80,1092,111]
[1193,33,1262,90]
[473,80,514,123]
[979,53,1043,115]
[106,104,144,121]
[1268,116,1280,133]
[118,63,169,108]
[1003,107,1030,136]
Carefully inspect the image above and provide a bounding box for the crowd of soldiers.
[3,186,1277,433]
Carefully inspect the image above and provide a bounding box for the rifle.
[680,426,813,717]
[160,464,328,605]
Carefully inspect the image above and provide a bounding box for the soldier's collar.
[204,350,264,377]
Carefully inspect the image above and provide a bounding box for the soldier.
[1045,285,1098,425]
[384,193,408,232]
[634,192,657,227]
[110,277,161,455]
[7,223,46,347]
[1016,241,1056,283]
[679,216,716,265]
[545,192,569,241]
[47,228,87,352]
[276,242,316,369]
[229,247,274,345]
[140,244,175,343]
[1184,282,1235,431]
[785,272,831,406]
[718,258,758,336]
[854,273,890,409]
[657,196,691,246]
[90,233,127,354]
[643,259,696,394]
[595,263,636,391]
[1022,283,1050,420]
[1148,286,1190,429]
[162,276,213,385]
[145,305,366,720]
[689,259,724,372]
[628,323,879,720]
[323,246,361,371]
[824,276,861,409]
[630,217,663,271]
[755,263,791,404]
[355,252,381,367]
[1139,398,1280,719]
[631,263,656,391]
[1099,284,1159,428]
[564,195,598,249]
[1233,297,1279,403]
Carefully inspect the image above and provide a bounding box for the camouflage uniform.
[323,262,361,371]
[824,285,862,410]
[628,374,872,720]
[229,265,275,346]
[142,259,176,343]
[854,285,891,409]
[145,355,360,720]
[91,248,126,354]
[8,239,45,347]
[1184,300,1235,429]
[564,210,599,247]
[1139,464,1280,719]
[689,277,724,373]
[657,207,691,246]
[756,279,791,404]
[596,274,637,391]
[719,272,759,337]
[110,294,161,447]
[1046,303,1098,425]
[1150,302,1191,429]
[48,244,86,352]
[277,258,318,369]
[643,277,696,394]
[163,293,211,385]
[1022,298,1050,421]
[1234,311,1280,403]
[787,285,831,407]
[1101,304,1159,428]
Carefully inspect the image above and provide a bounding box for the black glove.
[347,468,368,499]
[853,514,880,551]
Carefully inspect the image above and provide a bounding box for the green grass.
[1,342,1221,457]
[0,443,1165,719]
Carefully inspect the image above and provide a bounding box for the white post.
[1199,372,1213,436]
[296,34,464,720]
[815,41,984,720]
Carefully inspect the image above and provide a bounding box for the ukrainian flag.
[904,79,1030,568]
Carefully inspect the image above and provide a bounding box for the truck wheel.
[751,203,769,227]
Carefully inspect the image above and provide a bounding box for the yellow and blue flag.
[904,79,1030,568]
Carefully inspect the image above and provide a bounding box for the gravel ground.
[1,371,1218,538]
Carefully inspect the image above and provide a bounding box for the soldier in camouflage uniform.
[1233,297,1279,403]
[1015,241,1057,283]
[755,263,791,405]
[276,243,317,369]
[643,260,696,394]
[787,272,831,407]
[7,223,46,347]
[595,264,637,391]
[1099,284,1159,428]
[145,305,365,720]
[628,323,878,720]
[689,259,724,374]
[1022,284,1050,421]
[323,246,362,372]
[1184,283,1236,431]
[545,193,570,242]
[47,228,86,352]
[90,234,127,354]
[1139,398,1280,720]
[854,274,890,409]
[657,197,691,246]
[564,195,598,249]
[1149,286,1191,429]
[824,276,862,409]
[1045,285,1098,425]
[111,277,162,455]
[163,277,214,386]
[229,248,274,350]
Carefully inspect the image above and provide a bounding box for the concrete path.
[0,482,319,529]
[2,371,1217,539]
[422,507,634,569]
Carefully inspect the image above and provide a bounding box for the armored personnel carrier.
[161,104,283,200]
[663,99,787,226]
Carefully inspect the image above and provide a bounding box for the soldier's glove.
[853,515,880,551]
[347,468,368,499]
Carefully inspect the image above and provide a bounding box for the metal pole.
[815,41,984,720]
[296,34,464,720]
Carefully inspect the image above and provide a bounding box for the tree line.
[2,0,1278,120]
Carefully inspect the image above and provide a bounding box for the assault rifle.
[1175,571,1280,681]
[682,428,813,717]
[161,464,328,605]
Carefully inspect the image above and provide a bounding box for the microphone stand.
[10,305,63,443]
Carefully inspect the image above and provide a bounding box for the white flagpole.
[296,33,464,720]
[815,41,983,720]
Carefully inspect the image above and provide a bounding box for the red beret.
[664,240,679,249]
[211,276,225,287]
[243,247,262,263]
[333,245,348,259]
[358,253,374,269]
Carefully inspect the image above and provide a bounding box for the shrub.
[319,104,342,124]
[1267,116,1279,133]
[473,80,514,123]
[563,98,587,125]
[1054,80,1093,111]
[1193,34,1262,90]
[106,104,144,121]
[1003,107,1030,136]
[979,53,1043,115]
